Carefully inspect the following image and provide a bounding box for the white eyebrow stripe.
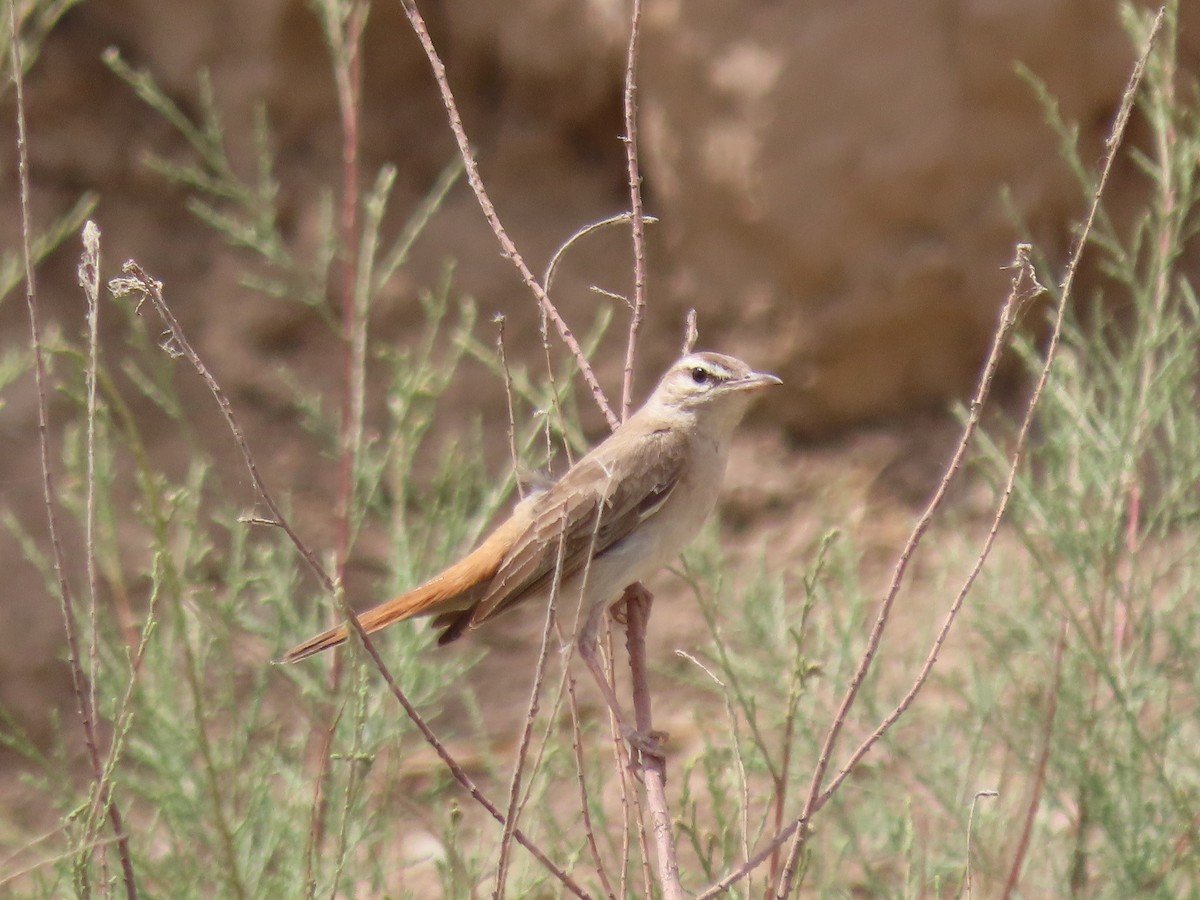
[681,354,736,381]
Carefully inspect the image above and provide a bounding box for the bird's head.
[647,351,781,429]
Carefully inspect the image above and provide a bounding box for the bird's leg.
[577,593,666,763]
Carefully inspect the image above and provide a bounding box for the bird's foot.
[611,583,654,626]
[622,726,669,765]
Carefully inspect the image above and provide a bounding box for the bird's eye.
[690,366,710,385]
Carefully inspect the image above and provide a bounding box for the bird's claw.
[623,727,669,765]
[611,583,654,627]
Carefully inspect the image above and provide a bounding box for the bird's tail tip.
[278,626,349,664]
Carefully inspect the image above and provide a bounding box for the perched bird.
[282,351,780,750]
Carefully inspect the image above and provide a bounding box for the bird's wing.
[465,425,688,628]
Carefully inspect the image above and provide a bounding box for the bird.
[282,350,780,752]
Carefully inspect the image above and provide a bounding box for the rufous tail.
[279,581,447,663]
[279,513,525,663]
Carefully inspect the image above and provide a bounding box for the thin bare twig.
[565,674,619,900]
[591,285,629,307]
[495,531,568,896]
[491,344,598,892]
[506,626,588,887]
[337,590,589,898]
[9,11,138,894]
[495,316,524,497]
[613,5,682,894]
[620,0,648,420]
[399,0,676,892]
[111,263,335,593]
[543,212,659,300]
[396,0,618,430]
[677,651,752,867]
[606,621,652,898]
[681,310,699,356]
[616,740,634,900]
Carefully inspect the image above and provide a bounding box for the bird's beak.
[732,370,783,392]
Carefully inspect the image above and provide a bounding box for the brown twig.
[676,651,752,867]
[399,0,677,891]
[9,13,138,895]
[772,32,1154,898]
[620,0,648,420]
[396,0,619,431]
[340,588,589,897]
[111,263,336,593]
[606,620,652,898]
[624,586,683,900]
[492,323,597,892]
[534,300,576,473]
[613,4,683,893]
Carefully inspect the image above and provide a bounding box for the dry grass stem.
[965,789,999,900]
[9,7,138,892]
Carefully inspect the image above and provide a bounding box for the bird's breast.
[633,437,728,569]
